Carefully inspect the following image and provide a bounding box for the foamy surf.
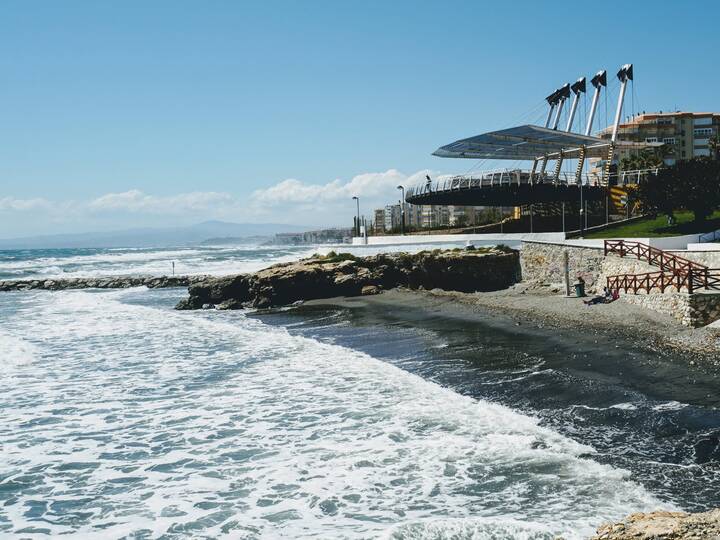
[0,331,39,367]
[0,289,667,538]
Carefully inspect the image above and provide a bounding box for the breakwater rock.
[591,508,720,539]
[0,275,208,292]
[175,247,520,310]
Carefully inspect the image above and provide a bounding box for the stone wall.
[622,292,720,327]
[520,241,720,326]
[520,241,655,293]
[667,250,720,268]
[520,241,605,291]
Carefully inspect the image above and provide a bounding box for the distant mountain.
[198,235,273,246]
[0,221,315,249]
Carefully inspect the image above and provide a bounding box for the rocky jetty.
[0,275,207,292]
[175,247,520,310]
[591,508,720,539]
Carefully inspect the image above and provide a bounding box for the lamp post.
[396,185,405,235]
[352,196,360,237]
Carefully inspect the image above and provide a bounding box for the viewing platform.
[405,168,658,207]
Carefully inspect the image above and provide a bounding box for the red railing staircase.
[604,240,720,294]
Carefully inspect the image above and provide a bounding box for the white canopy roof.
[433,124,659,160]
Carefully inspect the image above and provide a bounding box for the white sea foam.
[0,289,669,538]
[0,331,39,367]
[0,241,504,281]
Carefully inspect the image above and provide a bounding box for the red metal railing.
[604,240,720,294]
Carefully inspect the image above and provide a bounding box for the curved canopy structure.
[432,124,658,161]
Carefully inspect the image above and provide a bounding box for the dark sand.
[305,286,720,366]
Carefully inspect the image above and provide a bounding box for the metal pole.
[565,77,585,132]
[530,204,534,233]
[585,70,607,136]
[611,64,633,142]
[564,251,570,297]
[353,197,360,236]
[606,195,609,224]
[551,94,567,130]
[562,202,565,233]
[545,103,556,127]
[541,84,570,181]
[397,186,405,235]
[580,183,584,237]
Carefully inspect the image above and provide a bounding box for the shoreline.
[302,286,720,368]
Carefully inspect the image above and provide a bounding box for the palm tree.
[620,148,665,172]
[709,134,720,160]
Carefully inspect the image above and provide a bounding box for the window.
[695,116,713,126]
[645,137,658,143]
[694,128,713,137]
[695,148,711,157]
[662,138,676,144]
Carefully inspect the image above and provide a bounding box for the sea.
[1,243,719,539]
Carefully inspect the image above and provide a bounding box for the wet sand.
[306,286,720,367]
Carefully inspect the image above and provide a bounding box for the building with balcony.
[591,111,720,174]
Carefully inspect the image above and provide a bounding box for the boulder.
[175,248,520,310]
[361,285,381,296]
[591,508,720,539]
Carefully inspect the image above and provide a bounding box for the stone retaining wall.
[520,241,605,291]
[520,240,720,326]
[622,292,720,327]
[520,241,655,293]
[667,250,720,268]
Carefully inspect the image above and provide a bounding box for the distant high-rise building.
[384,204,402,231]
[373,208,386,234]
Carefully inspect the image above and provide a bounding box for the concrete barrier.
[351,232,566,247]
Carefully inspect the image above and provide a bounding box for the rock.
[0,275,206,293]
[361,285,381,296]
[175,248,521,310]
[591,508,720,539]
[216,299,244,310]
[201,303,214,310]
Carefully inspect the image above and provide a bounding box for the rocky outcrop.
[0,275,208,292]
[175,247,520,310]
[591,508,720,539]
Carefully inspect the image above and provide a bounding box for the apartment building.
[592,111,719,173]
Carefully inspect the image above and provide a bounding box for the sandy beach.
[304,285,720,367]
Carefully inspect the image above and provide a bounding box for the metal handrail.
[699,229,720,243]
[604,240,720,294]
[405,168,660,199]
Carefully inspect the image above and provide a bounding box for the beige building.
[591,111,720,174]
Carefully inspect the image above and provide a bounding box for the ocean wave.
[0,289,668,538]
[0,331,39,367]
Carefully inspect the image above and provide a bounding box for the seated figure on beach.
[584,287,615,306]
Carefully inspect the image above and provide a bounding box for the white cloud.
[251,169,433,206]
[0,168,450,234]
[88,190,236,214]
[0,197,53,211]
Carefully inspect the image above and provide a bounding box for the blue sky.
[1,0,719,237]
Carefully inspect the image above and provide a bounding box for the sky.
[1,0,719,238]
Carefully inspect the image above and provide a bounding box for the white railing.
[405,168,660,200]
[699,229,720,243]
[616,168,661,186]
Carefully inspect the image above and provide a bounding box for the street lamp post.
[352,196,360,237]
[396,185,405,235]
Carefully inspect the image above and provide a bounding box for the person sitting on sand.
[584,287,614,306]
